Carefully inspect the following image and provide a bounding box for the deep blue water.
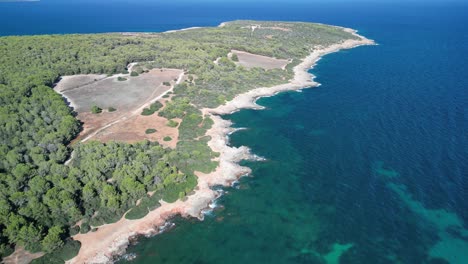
[2,1,467,263]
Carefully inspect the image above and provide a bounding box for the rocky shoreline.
[67,27,375,264]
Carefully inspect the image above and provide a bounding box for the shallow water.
[117,2,467,263]
[2,1,467,263]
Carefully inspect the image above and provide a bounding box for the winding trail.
[80,71,184,143]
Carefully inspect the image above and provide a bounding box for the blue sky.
[8,0,464,2]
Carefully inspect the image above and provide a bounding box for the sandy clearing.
[56,69,184,143]
[231,49,290,70]
[94,114,181,149]
[55,69,181,113]
[55,74,108,93]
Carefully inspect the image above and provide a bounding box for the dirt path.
[81,71,183,142]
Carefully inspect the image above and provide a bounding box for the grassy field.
[55,69,180,113]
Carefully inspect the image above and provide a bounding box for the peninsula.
[0,21,374,263]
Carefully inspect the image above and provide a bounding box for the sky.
[2,0,464,3]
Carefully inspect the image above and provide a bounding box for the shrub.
[178,191,186,200]
[161,184,179,203]
[161,174,197,203]
[175,138,218,173]
[125,194,164,220]
[163,136,172,141]
[231,53,239,62]
[167,119,179,127]
[125,205,149,220]
[89,208,121,226]
[31,239,81,264]
[108,107,116,112]
[133,66,144,74]
[91,105,102,114]
[69,226,80,236]
[145,128,157,134]
[147,193,162,210]
[117,76,127,81]
[80,223,90,234]
[150,101,163,111]
[130,71,139,77]
[141,101,163,116]
[163,81,171,86]
[141,108,154,116]
[0,245,14,259]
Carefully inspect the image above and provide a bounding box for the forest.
[0,21,356,261]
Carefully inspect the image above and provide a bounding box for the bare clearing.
[55,74,108,95]
[56,68,183,144]
[55,69,181,112]
[231,50,290,70]
[242,23,293,33]
[93,111,181,148]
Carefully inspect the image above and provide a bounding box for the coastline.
[67,27,375,264]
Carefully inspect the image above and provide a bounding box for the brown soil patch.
[72,111,122,143]
[56,68,184,145]
[94,113,181,148]
[231,50,290,70]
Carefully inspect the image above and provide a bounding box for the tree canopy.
[0,20,356,260]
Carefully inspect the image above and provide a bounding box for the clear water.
[2,1,467,263]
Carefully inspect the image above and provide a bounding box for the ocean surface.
[2,1,467,263]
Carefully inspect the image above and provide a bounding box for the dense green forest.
[0,21,355,260]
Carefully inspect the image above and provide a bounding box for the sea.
[1,1,467,263]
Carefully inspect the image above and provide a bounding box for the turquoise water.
[117,3,468,264]
[2,1,467,263]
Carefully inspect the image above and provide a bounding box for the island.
[0,21,374,263]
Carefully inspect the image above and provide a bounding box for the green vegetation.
[167,120,179,128]
[69,226,80,236]
[130,71,139,77]
[31,240,81,264]
[91,105,102,114]
[132,65,145,74]
[0,20,355,258]
[79,223,90,234]
[163,136,172,141]
[163,81,171,86]
[145,128,157,134]
[108,107,116,112]
[125,193,162,220]
[117,76,127,81]
[141,101,163,116]
[231,53,239,62]
[141,108,154,116]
